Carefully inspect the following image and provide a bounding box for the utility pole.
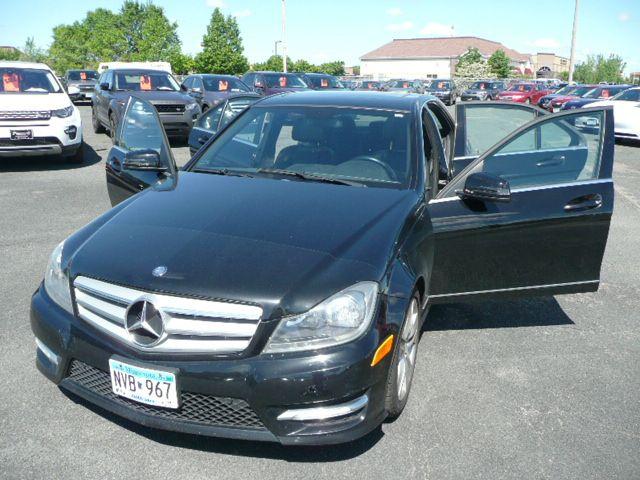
[568,0,579,82]
[281,0,287,72]
[274,40,281,56]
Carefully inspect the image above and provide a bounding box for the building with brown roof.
[360,36,532,80]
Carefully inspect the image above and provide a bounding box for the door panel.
[106,96,177,206]
[428,106,614,302]
[453,102,545,176]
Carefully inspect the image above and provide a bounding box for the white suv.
[0,61,83,162]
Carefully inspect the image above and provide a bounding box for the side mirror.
[99,82,110,91]
[122,149,167,171]
[180,84,188,91]
[457,172,511,203]
[254,81,264,90]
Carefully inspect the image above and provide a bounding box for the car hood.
[551,95,578,103]
[499,91,528,96]
[265,87,309,94]
[113,90,194,103]
[70,172,418,317]
[464,89,490,94]
[0,92,71,111]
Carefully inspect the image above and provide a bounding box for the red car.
[496,83,552,104]
[547,85,598,112]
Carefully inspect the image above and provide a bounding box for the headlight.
[44,240,73,314]
[51,106,74,118]
[185,102,199,112]
[263,281,379,353]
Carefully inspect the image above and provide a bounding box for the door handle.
[197,136,207,144]
[537,155,565,168]
[564,193,602,212]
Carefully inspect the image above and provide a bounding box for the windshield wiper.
[192,167,254,178]
[256,168,364,187]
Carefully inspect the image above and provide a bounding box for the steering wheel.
[346,156,398,182]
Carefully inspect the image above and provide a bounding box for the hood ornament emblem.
[125,299,165,347]
[152,265,168,277]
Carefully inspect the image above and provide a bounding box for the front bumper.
[158,110,199,138]
[31,284,392,445]
[0,111,82,157]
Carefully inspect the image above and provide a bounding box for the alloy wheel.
[396,298,420,401]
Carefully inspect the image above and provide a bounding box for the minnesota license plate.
[109,358,179,409]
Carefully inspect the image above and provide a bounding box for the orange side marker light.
[371,335,394,367]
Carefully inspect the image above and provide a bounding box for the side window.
[198,103,225,131]
[458,104,538,157]
[243,73,255,86]
[220,97,255,129]
[119,98,166,152]
[193,77,204,91]
[182,77,193,89]
[466,110,604,191]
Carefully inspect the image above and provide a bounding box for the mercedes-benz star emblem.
[125,300,165,347]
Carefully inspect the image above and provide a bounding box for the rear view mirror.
[122,149,167,171]
[457,172,511,202]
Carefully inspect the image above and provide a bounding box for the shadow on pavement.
[615,138,640,148]
[60,388,383,461]
[0,142,103,172]
[425,296,574,331]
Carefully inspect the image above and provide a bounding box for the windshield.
[68,70,98,81]
[613,89,640,102]
[469,82,492,90]
[307,75,344,89]
[114,72,179,91]
[263,74,307,88]
[508,84,533,92]
[428,80,451,90]
[570,86,595,97]
[0,68,62,94]
[202,76,250,92]
[193,106,412,187]
[387,80,414,89]
[361,81,380,89]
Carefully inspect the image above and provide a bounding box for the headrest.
[292,119,326,143]
[382,117,407,148]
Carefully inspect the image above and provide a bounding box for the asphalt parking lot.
[1,105,639,479]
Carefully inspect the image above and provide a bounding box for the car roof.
[193,74,239,79]
[67,69,97,72]
[303,72,334,77]
[0,61,53,71]
[248,71,302,75]
[108,68,170,74]
[255,90,429,111]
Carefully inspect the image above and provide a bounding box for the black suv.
[92,68,200,142]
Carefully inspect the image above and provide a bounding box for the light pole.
[274,40,282,57]
[568,0,579,82]
[281,0,287,72]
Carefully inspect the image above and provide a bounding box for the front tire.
[384,293,421,419]
[109,113,117,143]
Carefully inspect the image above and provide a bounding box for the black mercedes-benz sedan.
[31,91,615,445]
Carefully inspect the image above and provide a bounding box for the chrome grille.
[0,110,51,121]
[73,276,262,354]
[153,104,186,114]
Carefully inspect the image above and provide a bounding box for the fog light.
[65,126,77,140]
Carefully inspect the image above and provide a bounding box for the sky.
[1,0,639,73]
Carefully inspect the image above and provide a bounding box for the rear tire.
[384,292,421,419]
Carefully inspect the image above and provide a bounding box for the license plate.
[10,129,33,140]
[552,107,560,113]
[109,358,179,409]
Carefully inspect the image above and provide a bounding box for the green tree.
[488,50,511,78]
[0,48,20,61]
[19,37,49,63]
[319,61,345,76]
[290,59,317,73]
[49,2,182,73]
[194,8,249,74]
[457,47,484,69]
[573,54,626,84]
[251,55,291,72]
[168,52,195,75]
